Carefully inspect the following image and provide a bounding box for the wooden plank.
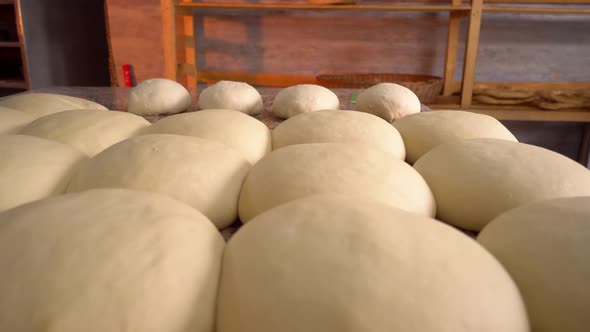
[475,81,590,92]
[175,3,472,12]
[442,0,463,96]
[197,71,317,87]
[460,0,483,107]
[429,104,590,122]
[483,5,590,15]
[13,0,28,90]
[161,0,176,81]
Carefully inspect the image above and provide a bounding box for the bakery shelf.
[175,2,472,12]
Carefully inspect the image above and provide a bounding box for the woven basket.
[316,73,443,104]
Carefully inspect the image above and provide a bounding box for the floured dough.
[198,81,263,115]
[0,93,108,118]
[272,84,339,119]
[143,109,271,164]
[127,78,191,115]
[355,83,420,122]
[272,110,405,159]
[0,188,223,332]
[414,138,590,231]
[0,135,86,212]
[219,195,529,332]
[20,109,150,156]
[0,107,36,134]
[393,111,517,163]
[68,134,250,229]
[478,197,590,332]
[238,143,435,222]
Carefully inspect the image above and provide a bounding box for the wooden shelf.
[483,5,590,14]
[176,3,472,12]
[0,41,19,48]
[0,79,27,89]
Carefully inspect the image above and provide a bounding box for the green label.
[350,92,358,105]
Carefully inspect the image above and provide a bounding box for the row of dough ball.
[0,105,504,226]
[3,95,590,232]
[0,189,530,332]
[124,77,421,122]
[197,79,421,122]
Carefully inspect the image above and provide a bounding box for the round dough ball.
[355,83,420,122]
[271,84,339,119]
[272,110,406,159]
[20,109,150,156]
[68,134,250,229]
[0,188,224,332]
[393,110,517,164]
[0,135,86,212]
[219,195,529,332]
[143,109,271,164]
[413,138,590,231]
[198,81,263,115]
[0,93,108,118]
[0,107,35,134]
[127,78,191,115]
[239,143,435,222]
[478,197,590,332]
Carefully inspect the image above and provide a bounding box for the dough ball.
[219,195,529,332]
[127,78,191,115]
[0,107,35,134]
[413,138,590,231]
[68,134,250,229]
[272,110,406,159]
[393,110,517,164]
[0,188,224,332]
[478,197,590,332]
[20,109,150,156]
[272,84,339,119]
[0,135,86,212]
[198,81,263,115]
[355,83,420,122]
[0,93,108,118]
[143,109,271,164]
[239,143,435,222]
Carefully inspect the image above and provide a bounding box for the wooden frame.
[161,1,590,114]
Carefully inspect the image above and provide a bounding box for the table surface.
[26,86,430,128]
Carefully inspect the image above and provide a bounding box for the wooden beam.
[483,5,590,15]
[175,3,472,12]
[161,0,176,81]
[442,0,464,96]
[460,0,483,107]
[475,81,590,92]
[14,0,29,90]
[429,104,590,122]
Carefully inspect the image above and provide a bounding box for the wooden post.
[177,0,196,88]
[460,0,483,107]
[442,0,463,96]
[161,0,177,81]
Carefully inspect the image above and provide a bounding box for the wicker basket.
[316,73,443,104]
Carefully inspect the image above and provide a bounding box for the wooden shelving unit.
[0,0,28,94]
[162,1,590,123]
